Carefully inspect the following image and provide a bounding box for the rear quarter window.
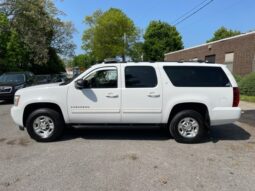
[163,66,231,87]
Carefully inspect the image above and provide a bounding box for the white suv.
[11,62,241,143]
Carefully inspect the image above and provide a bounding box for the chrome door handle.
[148,94,160,98]
[106,94,119,98]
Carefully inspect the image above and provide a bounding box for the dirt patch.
[0,178,20,187]
[121,153,138,161]
[159,177,168,185]
[0,138,6,142]
[6,139,16,145]
[18,138,30,146]
[5,138,31,146]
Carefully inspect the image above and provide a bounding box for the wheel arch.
[23,102,65,127]
[168,102,210,128]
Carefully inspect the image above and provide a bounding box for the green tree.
[128,42,144,62]
[207,27,241,43]
[0,0,75,73]
[143,21,183,61]
[71,54,96,69]
[0,13,9,72]
[6,29,27,71]
[82,8,138,62]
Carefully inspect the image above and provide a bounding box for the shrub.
[239,72,255,96]
[233,74,242,85]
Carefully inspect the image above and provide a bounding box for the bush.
[239,72,255,96]
[233,74,242,85]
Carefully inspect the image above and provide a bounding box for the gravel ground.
[0,101,254,191]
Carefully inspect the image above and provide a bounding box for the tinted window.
[0,74,25,83]
[163,66,231,87]
[125,66,157,88]
[85,69,117,88]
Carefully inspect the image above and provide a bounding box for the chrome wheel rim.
[33,116,55,138]
[177,117,199,138]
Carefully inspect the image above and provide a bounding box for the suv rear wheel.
[26,108,64,142]
[169,110,205,143]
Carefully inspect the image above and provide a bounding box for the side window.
[85,69,117,88]
[125,66,157,88]
[163,66,231,87]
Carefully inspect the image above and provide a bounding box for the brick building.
[164,31,255,75]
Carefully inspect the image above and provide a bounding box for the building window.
[190,58,198,62]
[224,52,234,72]
[205,55,216,63]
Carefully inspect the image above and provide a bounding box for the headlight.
[14,84,25,90]
[14,95,20,106]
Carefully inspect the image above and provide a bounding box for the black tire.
[26,108,64,142]
[169,110,205,143]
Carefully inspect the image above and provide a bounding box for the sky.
[54,0,255,55]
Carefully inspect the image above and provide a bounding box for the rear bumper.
[11,106,24,127]
[210,107,241,125]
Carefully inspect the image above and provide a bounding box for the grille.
[0,86,12,94]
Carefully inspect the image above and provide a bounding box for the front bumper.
[210,107,241,125]
[11,106,24,127]
[0,92,14,100]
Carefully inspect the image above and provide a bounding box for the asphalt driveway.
[0,101,254,191]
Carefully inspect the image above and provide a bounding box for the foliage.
[240,95,255,103]
[143,21,183,61]
[239,72,255,96]
[0,0,75,74]
[6,29,27,71]
[82,8,138,62]
[30,48,65,74]
[128,42,144,62]
[233,74,242,85]
[207,27,241,43]
[0,13,9,72]
[71,54,96,69]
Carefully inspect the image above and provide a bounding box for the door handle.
[147,94,160,98]
[106,94,119,98]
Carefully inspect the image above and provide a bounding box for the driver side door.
[67,66,121,124]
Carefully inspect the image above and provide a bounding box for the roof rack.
[104,58,118,63]
[177,59,206,63]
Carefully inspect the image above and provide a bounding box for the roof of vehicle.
[96,62,223,67]
[2,71,31,75]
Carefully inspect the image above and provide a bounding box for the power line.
[173,0,214,26]
[172,0,211,24]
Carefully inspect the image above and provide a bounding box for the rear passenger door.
[121,65,162,123]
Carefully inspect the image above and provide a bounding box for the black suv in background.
[0,72,34,101]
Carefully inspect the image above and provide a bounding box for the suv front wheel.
[169,110,206,143]
[26,108,64,142]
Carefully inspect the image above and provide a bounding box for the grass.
[240,95,255,103]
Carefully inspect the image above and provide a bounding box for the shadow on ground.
[209,124,251,143]
[239,110,255,127]
[60,123,251,143]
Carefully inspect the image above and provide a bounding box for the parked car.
[51,73,68,83]
[0,72,34,101]
[34,75,52,85]
[11,62,241,143]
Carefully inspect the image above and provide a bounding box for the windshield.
[0,74,25,83]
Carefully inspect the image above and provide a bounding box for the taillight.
[233,87,240,107]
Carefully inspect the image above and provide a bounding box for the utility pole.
[123,33,127,62]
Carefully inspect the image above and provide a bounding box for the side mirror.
[75,79,89,89]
